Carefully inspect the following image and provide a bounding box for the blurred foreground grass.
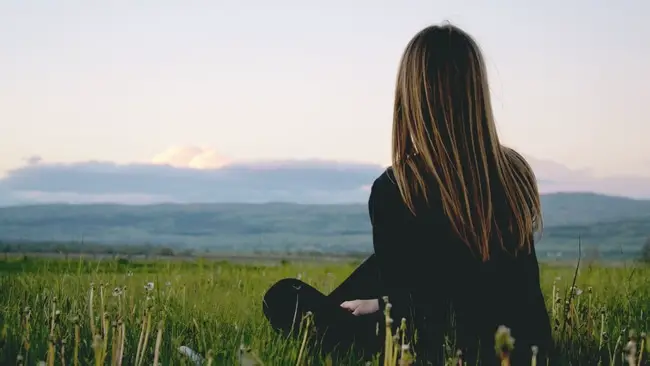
[0,257,649,365]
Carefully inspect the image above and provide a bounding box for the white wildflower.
[178,346,204,366]
[112,287,123,297]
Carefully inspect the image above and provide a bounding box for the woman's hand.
[340,299,380,316]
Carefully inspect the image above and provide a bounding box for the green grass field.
[0,257,649,365]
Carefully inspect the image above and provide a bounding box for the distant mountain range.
[1,192,648,260]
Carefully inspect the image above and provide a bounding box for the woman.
[262,23,553,365]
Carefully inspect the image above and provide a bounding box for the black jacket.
[369,167,553,365]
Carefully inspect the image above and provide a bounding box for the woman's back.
[369,153,552,364]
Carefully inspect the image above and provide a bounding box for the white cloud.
[151,146,230,169]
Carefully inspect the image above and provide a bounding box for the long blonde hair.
[391,24,542,261]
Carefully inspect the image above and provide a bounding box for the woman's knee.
[262,278,310,331]
[264,278,306,301]
[262,279,307,313]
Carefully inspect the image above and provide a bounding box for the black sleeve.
[326,254,382,304]
[368,179,415,329]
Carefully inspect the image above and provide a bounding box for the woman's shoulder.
[368,167,410,224]
[370,163,442,208]
[370,166,434,216]
[368,167,401,208]
[370,166,399,196]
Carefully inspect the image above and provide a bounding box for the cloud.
[1,147,649,205]
[0,155,384,204]
[151,146,230,169]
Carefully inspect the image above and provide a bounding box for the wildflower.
[531,345,539,366]
[625,338,638,365]
[238,344,262,366]
[571,286,583,296]
[629,329,638,340]
[112,287,123,297]
[178,345,205,366]
[127,271,134,277]
[494,325,515,361]
[400,343,415,365]
[456,349,463,363]
[144,282,154,291]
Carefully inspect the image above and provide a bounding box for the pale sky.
[1,0,648,178]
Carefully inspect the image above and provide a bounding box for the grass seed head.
[495,325,515,356]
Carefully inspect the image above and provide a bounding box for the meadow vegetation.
[0,257,649,365]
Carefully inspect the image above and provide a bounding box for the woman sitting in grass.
[263,22,552,365]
